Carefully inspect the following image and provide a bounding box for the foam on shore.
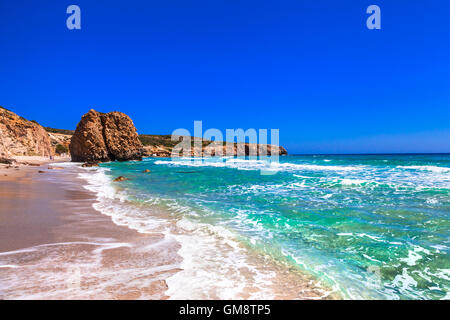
[0,164,179,299]
[77,164,332,299]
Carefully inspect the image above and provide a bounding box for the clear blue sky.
[0,1,449,154]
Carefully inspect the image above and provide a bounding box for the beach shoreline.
[0,157,181,299]
[0,157,338,300]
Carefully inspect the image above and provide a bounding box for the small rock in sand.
[38,170,45,173]
[48,167,64,170]
[22,162,41,166]
[82,162,99,168]
[0,157,15,165]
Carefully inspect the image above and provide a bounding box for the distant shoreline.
[290,153,450,156]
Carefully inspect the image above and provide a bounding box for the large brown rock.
[0,106,53,158]
[101,112,145,161]
[69,109,144,163]
[69,110,110,162]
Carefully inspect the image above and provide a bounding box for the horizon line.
[290,153,450,156]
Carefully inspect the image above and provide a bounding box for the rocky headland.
[140,135,288,157]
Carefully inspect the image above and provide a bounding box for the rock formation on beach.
[69,109,144,163]
[113,176,129,182]
[0,106,53,158]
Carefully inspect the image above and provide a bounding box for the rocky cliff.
[45,127,73,154]
[201,142,288,157]
[0,106,53,157]
[48,132,72,152]
[69,109,144,162]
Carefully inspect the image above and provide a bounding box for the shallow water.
[95,154,449,299]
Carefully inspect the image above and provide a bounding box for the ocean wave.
[165,218,278,299]
[78,168,171,234]
[397,165,450,173]
[155,158,363,173]
[76,156,450,300]
[76,166,287,299]
[399,246,431,267]
[338,178,371,186]
[0,239,176,299]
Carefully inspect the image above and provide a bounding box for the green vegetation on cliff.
[45,127,75,135]
[138,134,177,147]
[139,134,212,148]
[55,144,69,155]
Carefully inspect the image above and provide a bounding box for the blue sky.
[0,1,449,154]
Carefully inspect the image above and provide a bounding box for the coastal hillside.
[139,135,211,157]
[139,134,288,157]
[0,106,53,158]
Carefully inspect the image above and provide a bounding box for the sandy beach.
[0,157,337,300]
[0,157,181,299]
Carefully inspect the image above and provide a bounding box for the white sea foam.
[398,165,450,174]
[400,246,431,267]
[155,158,363,173]
[73,158,450,300]
[392,268,418,294]
[0,237,171,299]
[226,181,310,197]
[338,178,370,186]
[78,168,170,234]
[0,265,19,269]
[284,248,382,300]
[336,233,387,243]
[271,162,362,172]
[77,165,283,299]
[165,219,278,299]
[426,198,439,205]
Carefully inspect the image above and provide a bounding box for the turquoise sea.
[90,154,449,299]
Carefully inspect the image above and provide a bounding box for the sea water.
[84,154,450,299]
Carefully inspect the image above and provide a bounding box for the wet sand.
[0,162,181,299]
